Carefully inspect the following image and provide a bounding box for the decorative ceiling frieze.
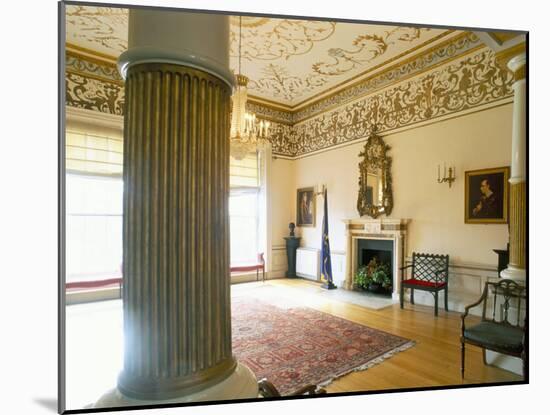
[66,71,125,116]
[65,46,513,157]
[66,52,123,83]
[266,48,513,157]
[65,5,456,107]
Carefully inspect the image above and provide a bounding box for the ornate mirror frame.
[357,131,393,218]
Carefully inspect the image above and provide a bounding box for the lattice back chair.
[400,252,450,316]
[461,279,526,379]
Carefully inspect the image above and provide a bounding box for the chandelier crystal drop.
[230,17,270,160]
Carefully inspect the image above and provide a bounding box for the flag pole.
[320,187,337,290]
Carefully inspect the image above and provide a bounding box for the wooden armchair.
[400,252,450,316]
[461,279,526,379]
[258,378,327,397]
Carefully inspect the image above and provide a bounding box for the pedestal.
[493,246,509,276]
[284,237,301,278]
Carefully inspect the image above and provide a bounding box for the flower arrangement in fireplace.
[354,257,392,293]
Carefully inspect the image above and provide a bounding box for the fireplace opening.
[357,239,394,296]
[362,249,392,269]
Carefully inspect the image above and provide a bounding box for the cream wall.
[269,158,296,277]
[276,103,513,267]
[270,158,296,242]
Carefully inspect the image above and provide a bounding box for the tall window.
[229,151,265,266]
[65,126,123,283]
[66,119,266,277]
[66,175,123,282]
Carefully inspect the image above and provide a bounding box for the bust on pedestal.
[284,222,301,278]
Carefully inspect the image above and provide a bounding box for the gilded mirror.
[357,131,393,218]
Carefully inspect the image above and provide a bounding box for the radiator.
[296,248,320,281]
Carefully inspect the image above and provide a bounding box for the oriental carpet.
[231,298,414,395]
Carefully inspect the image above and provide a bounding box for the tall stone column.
[500,52,526,282]
[96,9,257,407]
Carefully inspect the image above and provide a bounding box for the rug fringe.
[317,340,416,389]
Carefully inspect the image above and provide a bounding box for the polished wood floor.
[264,278,522,393]
[65,278,521,408]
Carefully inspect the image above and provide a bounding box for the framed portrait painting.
[296,187,315,227]
[465,167,510,224]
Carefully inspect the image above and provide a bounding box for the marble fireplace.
[342,218,410,302]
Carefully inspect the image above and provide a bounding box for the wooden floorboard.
[265,278,522,393]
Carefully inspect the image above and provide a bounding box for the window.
[65,123,124,283]
[66,174,123,282]
[229,150,266,266]
[65,116,267,277]
[230,189,260,265]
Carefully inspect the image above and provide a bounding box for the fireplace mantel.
[342,218,410,301]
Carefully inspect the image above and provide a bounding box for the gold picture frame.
[296,187,316,227]
[465,166,510,224]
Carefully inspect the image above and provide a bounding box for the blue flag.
[321,188,336,289]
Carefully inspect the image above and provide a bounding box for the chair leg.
[461,341,465,379]
[434,291,438,316]
[256,269,259,281]
[410,288,415,305]
[444,287,449,311]
[262,268,265,282]
[482,348,487,365]
[400,284,404,309]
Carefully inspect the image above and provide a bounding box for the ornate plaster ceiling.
[65,5,461,108]
[65,5,128,56]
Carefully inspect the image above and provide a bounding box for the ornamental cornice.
[65,42,514,157]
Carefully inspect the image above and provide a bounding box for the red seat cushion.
[66,277,123,290]
[402,278,446,288]
[230,264,264,273]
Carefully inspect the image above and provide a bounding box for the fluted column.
[501,52,526,282]
[118,62,236,399]
[96,9,257,407]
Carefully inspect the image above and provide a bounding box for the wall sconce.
[438,163,456,188]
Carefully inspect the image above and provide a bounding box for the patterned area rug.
[232,298,414,395]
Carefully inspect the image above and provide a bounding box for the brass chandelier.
[230,16,270,160]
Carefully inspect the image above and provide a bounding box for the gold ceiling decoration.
[65,5,128,56]
[312,27,426,76]
[65,6,453,106]
[229,18,336,61]
[234,21,445,104]
[248,63,329,102]
[230,16,270,28]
